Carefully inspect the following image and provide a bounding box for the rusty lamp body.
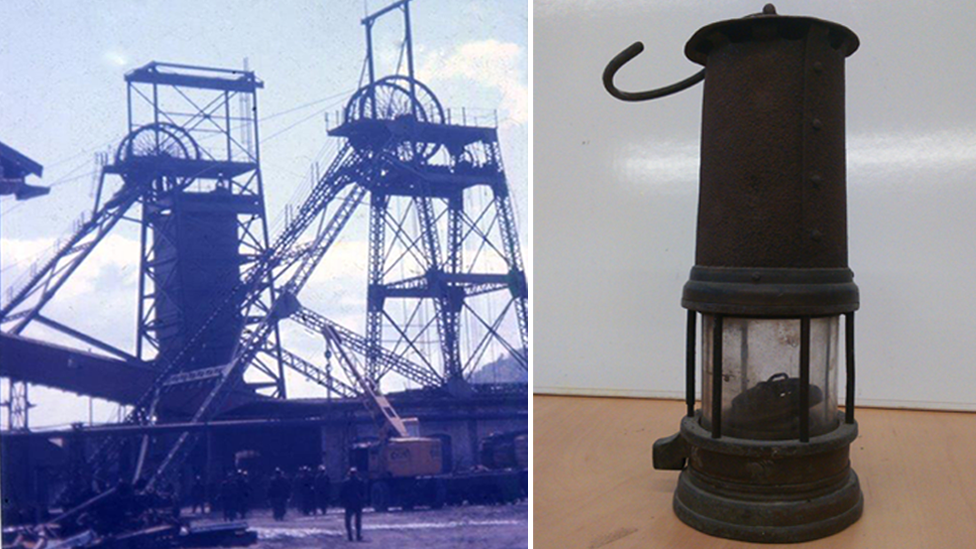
[606,6,863,543]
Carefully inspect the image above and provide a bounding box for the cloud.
[1,233,136,306]
[2,233,140,353]
[102,50,130,67]
[1,236,58,279]
[419,39,527,126]
[303,239,370,283]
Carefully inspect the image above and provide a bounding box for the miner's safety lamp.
[604,5,862,543]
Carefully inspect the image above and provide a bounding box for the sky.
[0,0,528,428]
[534,0,976,409]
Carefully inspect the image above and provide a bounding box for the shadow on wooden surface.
[534,395,976,548]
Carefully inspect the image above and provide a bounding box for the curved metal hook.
[603,42,705,102]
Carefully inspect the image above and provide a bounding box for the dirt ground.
[189,503,528,549]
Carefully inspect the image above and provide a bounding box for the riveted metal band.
[682,266,859,316]
[686,13,859,65]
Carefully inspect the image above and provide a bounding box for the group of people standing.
[188,465,368,542]
[267,465,332,520]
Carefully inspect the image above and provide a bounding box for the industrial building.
[0,1,527,542]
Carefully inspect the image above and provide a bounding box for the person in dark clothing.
[314,466,331,515]
[190,476,206,514]
[235,471,251,519]
[220,474,237,521]
[339,468,366,542]
[298,467,316,515]
[268,469,290,521]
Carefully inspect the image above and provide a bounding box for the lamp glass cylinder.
[701,315,839,440]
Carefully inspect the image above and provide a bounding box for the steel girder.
[356,135,529,385]
[130,144,369,489]
[271,345,358,399]
[290,305,442,388]
[84,137,398,489]
[0,180,143,332]
[2,379,32,430]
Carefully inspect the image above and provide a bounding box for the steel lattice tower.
[119,64,286,399]
[330,0,529,392]
[0,2,526,491]
[0,63,287,405]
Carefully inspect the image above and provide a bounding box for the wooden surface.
[534,396,976,548]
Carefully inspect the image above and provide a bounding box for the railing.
[444,107,498,128]
[2,210,89,310]
[324,107,500,129]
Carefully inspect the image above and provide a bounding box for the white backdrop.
[533,0,976,410]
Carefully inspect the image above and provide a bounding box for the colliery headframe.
[0,0,527,534]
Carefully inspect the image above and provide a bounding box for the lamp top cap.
[685,4,859,66]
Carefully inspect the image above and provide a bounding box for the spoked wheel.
[377,76,444,125]
[115,123,200,193]
[116,122,200,164]
[343,76,444,161]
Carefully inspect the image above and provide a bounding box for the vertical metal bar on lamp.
[711,315,723,438]
[686,310,696,417]
[845,312,855,424]
[799,317,811,442]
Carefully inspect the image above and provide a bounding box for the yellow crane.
[321,325,444,510]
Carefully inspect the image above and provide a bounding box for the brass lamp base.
[656,413,863,544]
